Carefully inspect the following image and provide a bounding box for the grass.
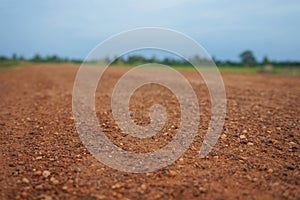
[218,66,258,73]
[0,60,33,71]
[173,65,300,75]
[1,61,299,76]
[272,67,300,76]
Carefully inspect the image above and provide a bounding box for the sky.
[0,0,300,61]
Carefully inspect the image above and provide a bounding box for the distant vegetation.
[0,54,82,64]
[0,54,82,71]
[1,50,300,75]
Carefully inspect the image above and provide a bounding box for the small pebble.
[245,175,252,181]
[50,177,59,184]
[18,161,25,165]
[139,184,147,193]
[22,177,30,184]
[36,156,43,160]
[112,183,123,189]
[211,152,218,156]
[198,187,207,193]
[74,167,81,173]
[259,133,266,137]
[8,162,15,167]
[140,184,147,190]
[62,185,68,191]
[240,156,248,161]
[36,184,43,189]
[221,134,227,139]
[168,170,177,177]
[42,170,51,178]
[240,135,246,139]
[286,164,295,170]
[21,192,28,198]
[213,156,219,160]
[146,173,152,177]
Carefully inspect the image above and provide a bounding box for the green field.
[0,60,33,71]
[1,60,300,75]
[173,65,300,75]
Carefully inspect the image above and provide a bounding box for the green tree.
[127,55,147,64]
[0,55,8,61]
[12,53,17,60]
[32,54,42,62]
[239,50,256,66]
[262,56,270,65]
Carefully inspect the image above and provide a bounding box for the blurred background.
[0,0,299,74]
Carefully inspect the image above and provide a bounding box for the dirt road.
[0,64,299,199]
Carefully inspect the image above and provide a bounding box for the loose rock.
[36,156,43,160]
[36,184,43,189]
[28,131,34,135]
[8,162,15,167]
[139,184,147,193]
[50,177,59,184]
[22,177,30,184]
[199,187,207,193]
[221,134,227,139]
[42,170,51,178]
[111,183,123,189]
[286,164,295,170]
[168,170,177,177]
[62,185,68,191]
[240,135,246,139]
[74,167,81,173]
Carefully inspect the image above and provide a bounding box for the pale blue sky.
[1,0,299,61]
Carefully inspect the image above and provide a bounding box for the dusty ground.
[0,63,299,200]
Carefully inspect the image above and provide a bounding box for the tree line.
[1,50,299,67]
[0,54,82,63]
